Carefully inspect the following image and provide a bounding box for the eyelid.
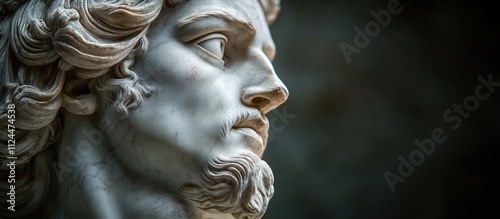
[194,33,227,49]
[193,33,228,65]
[175,13,255,43]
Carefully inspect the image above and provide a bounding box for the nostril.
[251,97,270,106]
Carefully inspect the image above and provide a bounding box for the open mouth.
[232,115,269,149]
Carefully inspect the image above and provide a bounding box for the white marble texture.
[0,0,287,218]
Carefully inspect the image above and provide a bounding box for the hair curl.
[0,0,280,218]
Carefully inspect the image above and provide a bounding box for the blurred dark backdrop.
[263,0,499,218]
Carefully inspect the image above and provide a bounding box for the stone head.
[0,0,287,218]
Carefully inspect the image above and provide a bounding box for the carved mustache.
[220,110,269,145]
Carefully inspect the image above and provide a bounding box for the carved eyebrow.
[176,11,256,37]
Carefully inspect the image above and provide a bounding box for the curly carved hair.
[0,0,280,218]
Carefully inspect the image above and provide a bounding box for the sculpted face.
[0,0,284,218]
[98,0,287,216]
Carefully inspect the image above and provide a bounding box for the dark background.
[263,0,499,218]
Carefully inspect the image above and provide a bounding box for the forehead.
[146,0,275,57]
[176,0,262,21]
[158,0,270,37]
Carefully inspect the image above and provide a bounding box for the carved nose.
[241,81,289,114]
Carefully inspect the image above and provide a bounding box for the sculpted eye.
[196,33,227,61]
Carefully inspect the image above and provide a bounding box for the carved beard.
[182,152,274,219]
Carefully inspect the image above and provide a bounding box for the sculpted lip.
[231,114,269,149]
